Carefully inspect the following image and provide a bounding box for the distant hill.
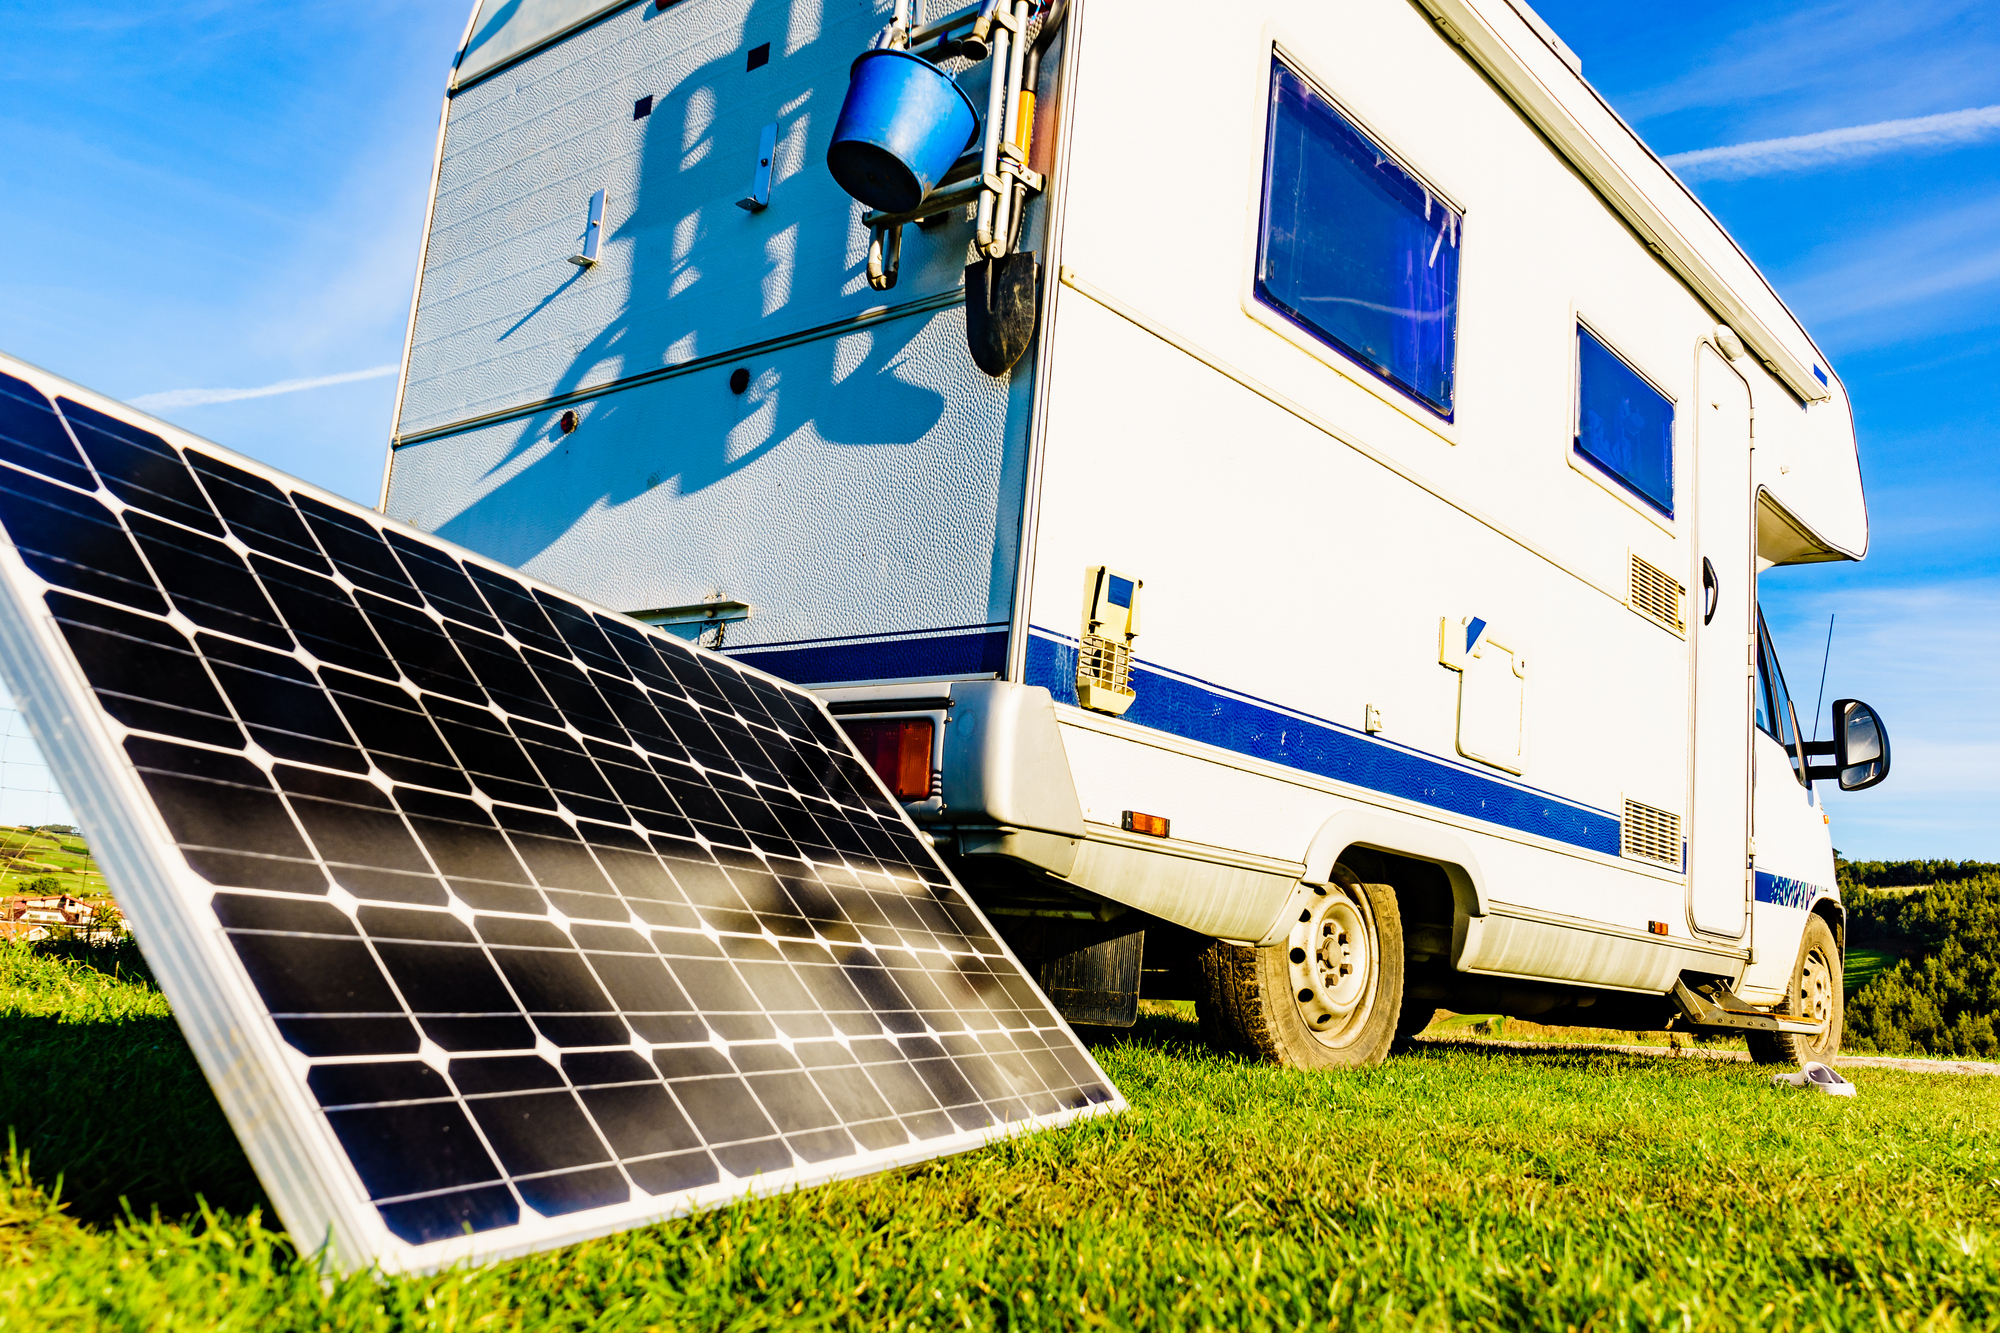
[0,825,108,902]
[1839,859,2000,1058]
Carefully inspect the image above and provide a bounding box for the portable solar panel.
[0,353,1121,1272]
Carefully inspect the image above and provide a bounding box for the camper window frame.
[1238,45,1469,446]
[1565,315,1682,536]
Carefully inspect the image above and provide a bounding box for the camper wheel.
[1196,868,1405,1069]
[1747,913,1844,1066]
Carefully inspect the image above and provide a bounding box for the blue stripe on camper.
[1025,628,1622,857]
[728,624,1007,685]
[1754,870,1825,910]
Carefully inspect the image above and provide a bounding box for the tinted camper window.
[1575,326,1675,517]
[1256,59,1461,419]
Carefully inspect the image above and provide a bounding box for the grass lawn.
[5,943,1998,1331]
[1846,947,1900,995]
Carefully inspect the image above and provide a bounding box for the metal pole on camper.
[973,11,1012,254]
[986,1,1033,255]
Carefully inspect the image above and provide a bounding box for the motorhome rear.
[383,0,1891,1066]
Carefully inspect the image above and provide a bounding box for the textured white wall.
[390,305,1030,647]
[399,0,990,436]
[389,0,1035,656]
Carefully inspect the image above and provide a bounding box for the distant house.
[5,893,96,928]
[0,919,49,943]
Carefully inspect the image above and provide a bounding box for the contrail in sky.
[1665,105,2000,180]
[130,363,398,412]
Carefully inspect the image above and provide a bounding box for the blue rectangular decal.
[1107,576,1134,609]
[729,625,1007,686]
[1753,869,1824,911]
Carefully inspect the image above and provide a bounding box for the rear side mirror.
[1803,699,1890,791]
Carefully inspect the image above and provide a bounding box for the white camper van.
[382,0,1891,1068]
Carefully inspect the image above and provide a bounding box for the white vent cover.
[1628,554,1685,635]
[1622,799,1682,866]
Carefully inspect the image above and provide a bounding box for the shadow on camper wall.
[428,0,958,569]
[434,329,949,568]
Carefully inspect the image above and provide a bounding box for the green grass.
[0,940,267,1224]
[1846,947,1901,996]
[5,945,2000,1330]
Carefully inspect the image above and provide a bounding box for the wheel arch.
[1254,806,1488,946]
[1812,895,1846,951]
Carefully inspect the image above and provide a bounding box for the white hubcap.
[1800,947,1833,1029]
[1288,886,1373,1042]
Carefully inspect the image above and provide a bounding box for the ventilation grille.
[1078,633,1133,696]
[1628,554,1685,635]
[1622,799,1682,866]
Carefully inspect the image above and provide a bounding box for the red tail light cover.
[842,717,934,801]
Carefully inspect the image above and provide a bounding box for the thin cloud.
[130,363,398,411]
[1666,105,2000,179]
[1777,194,2000,347]
[1617,0,1999,123]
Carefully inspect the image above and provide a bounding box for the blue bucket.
[827,49,980,214]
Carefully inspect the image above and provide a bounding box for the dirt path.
[1415,1036,2000,1077]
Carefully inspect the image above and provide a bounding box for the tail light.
[841,717,934,801]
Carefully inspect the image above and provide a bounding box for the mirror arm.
[1804,763,1843,783]
[1800,740,1837,758]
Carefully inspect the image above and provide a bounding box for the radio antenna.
[1810,613,1835,743]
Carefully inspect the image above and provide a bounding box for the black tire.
[1391,1001,1440,1054]
[1747,913,1843,1066]
[1196,872,1406,1069]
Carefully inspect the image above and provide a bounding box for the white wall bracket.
[568,188,606,267]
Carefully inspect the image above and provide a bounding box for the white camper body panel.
[1015,0,1845,987]
[388,0,1036,679]
[383,0,1862,1011]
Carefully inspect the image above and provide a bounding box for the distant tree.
[24,875,63,896]
[93,901,128,940]
[1845,870,2000,1059]
[1839,860,2000,893]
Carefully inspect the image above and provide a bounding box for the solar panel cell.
[186,452,335,574]
[464,565,568,656]
[251,555,397,676]
[199,634,369,771]
[56,397,225,536]
[326,1100,507,1199]
[0,470,169,612]
[532,592,628,677]
[293,495,423,604]
[307,1060,452,1109]
[356,591,486,702]
[127,511,295,648]
[320,672,467,790]
[50,595,243,747]
[376,1185,520,1246]
[383,531,504,634]
[446,624,562,726]
[0,372,95,490]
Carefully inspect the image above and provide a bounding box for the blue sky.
[0,0,1994,857]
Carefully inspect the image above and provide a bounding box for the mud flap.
[964,251,1041,376]
[1039,929,1144,1027]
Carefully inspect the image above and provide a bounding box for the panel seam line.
[393,289,967,450]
